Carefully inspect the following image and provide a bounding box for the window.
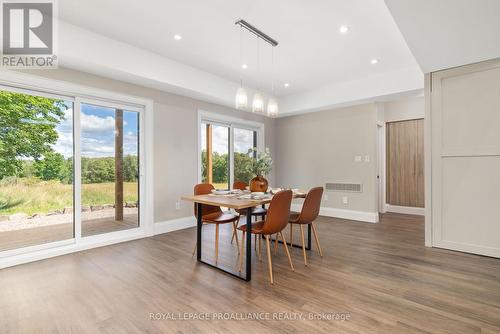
[199,111,264,189]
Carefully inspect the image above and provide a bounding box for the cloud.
[53,109,137,158]
[81,112,127,133]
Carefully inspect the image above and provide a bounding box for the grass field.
[0,178,138,216]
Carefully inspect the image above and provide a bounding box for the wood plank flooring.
[0,213,499,333]
[0,214,138,252]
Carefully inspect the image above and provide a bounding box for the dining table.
[181,190,309,281]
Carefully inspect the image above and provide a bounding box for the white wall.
[275,103,379,222]
[384,96,424,122]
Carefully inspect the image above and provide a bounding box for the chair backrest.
[262,190,293,235]
[233,181,247,191]
[193,183,221,217]
[296,187,323,223]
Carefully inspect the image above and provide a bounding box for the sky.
[200,124,255,154]
[53,102,139,158]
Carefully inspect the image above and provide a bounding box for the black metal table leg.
[245,207,252,281]
[196,202,252,281]
[196,203,202,260]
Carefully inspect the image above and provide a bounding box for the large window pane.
[81,104,139,237]
[0,89,74,251]
[200,122,230,190]
[234,128,257,184]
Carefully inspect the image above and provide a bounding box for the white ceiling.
[385,0,500,73]
[58,0,421,104]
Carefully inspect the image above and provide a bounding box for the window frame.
[197,110,265,189]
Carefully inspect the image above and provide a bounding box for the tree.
[34,152,65,181]
[123,155,138,182]
[234,152,254,183]
[0,91,66,179]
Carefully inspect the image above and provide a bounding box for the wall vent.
[325,182,363,193]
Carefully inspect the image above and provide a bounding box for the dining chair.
[231,181,268,249]
[192,183,240,264]
[237,190,294,284]
[289,187,324,266]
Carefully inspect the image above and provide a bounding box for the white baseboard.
[385,204,425,216]
[154,216,196,235]
[291,204,379,223]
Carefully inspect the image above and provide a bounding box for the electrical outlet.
[354,155,362,162]
[364,155,370,162]
[323,194,329,201]
[342,196,348,205]
[175,201,181,211]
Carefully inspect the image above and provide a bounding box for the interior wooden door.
[386,119,424,208]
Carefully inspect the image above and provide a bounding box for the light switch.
[354,155,362,162]
[364,155,370,162]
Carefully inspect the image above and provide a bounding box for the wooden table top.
[181,191,306,210]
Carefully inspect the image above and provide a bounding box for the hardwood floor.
[1,213,499,333]
[0,214,138,252]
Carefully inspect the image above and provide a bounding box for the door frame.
[0,71,154,269]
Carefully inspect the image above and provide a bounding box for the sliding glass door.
[80,103,140,237]
[0,86,145,256]
[200,117,262,189]
[0,88,74,252]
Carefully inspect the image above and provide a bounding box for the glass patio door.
[79,102,140,237]
[0,79,149,266]
[0,87,75,252]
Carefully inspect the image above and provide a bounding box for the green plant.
[246,147,272,177]
[0,91,66,179]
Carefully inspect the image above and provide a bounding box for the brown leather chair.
[237,190,294,284]
[192,183,240,264]
[231,181,267,246]
[289,187,324,266]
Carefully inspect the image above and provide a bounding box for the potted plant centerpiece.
[247,147,273,192]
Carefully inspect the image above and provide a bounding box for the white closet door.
[431,59,500,257]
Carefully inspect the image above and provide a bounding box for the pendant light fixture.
[235,19,279,116]
[235,26,248,109]
[267,47,278,117]
[252,37,264,113]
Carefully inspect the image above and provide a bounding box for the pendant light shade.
[235,86,248,109]
[252,92,264,113]
[267,97,278,117]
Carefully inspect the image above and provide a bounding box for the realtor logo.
[1,0,57,68]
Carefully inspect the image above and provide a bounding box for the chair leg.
[265,235,274,284]
[232,221,240,254]
[192,242,197,256]
[289,223,293,250]
[274,234,279,255]
[254,234,257,251]
[311,222,323,257]
[279,232,294,271]
[238,231,245,272]
[231,215,241,243]
[300,224,307,266]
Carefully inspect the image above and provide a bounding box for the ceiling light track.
[235,19,278,47]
